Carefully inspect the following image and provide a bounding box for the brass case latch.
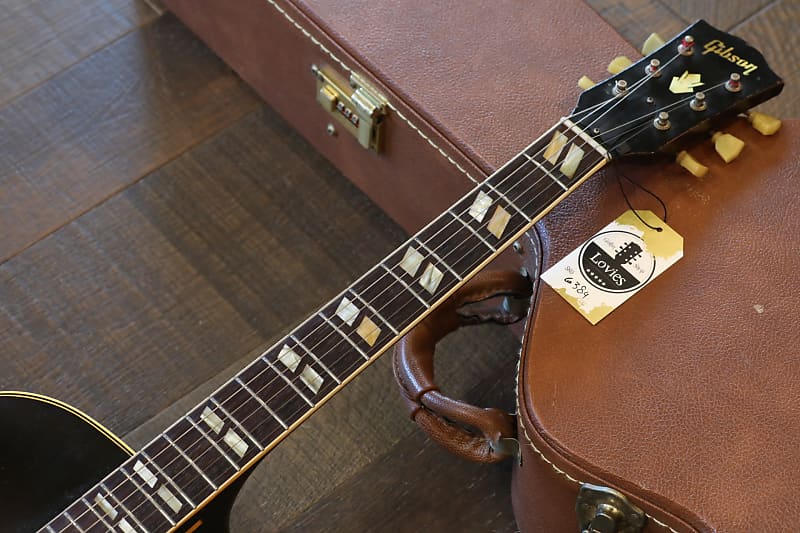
[311,64,388,152]
[576,484,646,533]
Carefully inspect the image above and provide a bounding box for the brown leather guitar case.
[396,118,800,531]
[160,0,635,233]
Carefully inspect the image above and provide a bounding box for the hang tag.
[541,210,683,324]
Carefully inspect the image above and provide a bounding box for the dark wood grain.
[278,334,519,533]
[0,105,407,437]
[1,1,798,532]
[584,0,687,55]
[659,0,774,30]
[0,13,261,264]
[0,0,159,106]
[732,0,799,119]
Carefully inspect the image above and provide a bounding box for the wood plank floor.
[1,1,797,532]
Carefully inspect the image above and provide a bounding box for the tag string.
[614,165,668,231]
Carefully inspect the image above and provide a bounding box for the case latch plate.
[576,484,646,533]
[312,64,387,152]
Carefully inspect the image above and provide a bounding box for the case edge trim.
[513,233,679,533]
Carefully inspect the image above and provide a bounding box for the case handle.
[393,270,532,463]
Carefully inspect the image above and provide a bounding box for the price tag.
[540,210,683,324]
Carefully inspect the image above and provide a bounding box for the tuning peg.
[676,151,708,178]
[607,55,633,74]
[641,33,666,55]
[747,111,782,136]
[711,132,745,163]
[578,75,595,90]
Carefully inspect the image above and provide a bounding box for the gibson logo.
[702,39,758,75]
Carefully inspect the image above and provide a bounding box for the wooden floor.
[0,1,797,532]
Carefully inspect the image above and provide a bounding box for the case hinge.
[311,64,388,152]
[576,484,647,533]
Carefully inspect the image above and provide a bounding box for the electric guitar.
[1,20,782,532]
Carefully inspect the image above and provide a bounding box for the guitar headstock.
[573,20,783,158]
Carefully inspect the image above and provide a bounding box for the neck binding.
[42,118,609,533]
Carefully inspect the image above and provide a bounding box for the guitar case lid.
[161,0,636,232]
[517,118,800,532]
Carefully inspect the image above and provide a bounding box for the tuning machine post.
[690,92,707,111]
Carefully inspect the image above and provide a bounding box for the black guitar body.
[0,393,242,532]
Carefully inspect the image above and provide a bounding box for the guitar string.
[55,131,609,531]
[57,48,716,532]
[56,48,700,532]
[49,74,643,531]
[61,51,724,532]
[81,130,656,533]
[63,111,689,532]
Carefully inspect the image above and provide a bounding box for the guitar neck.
[42,119,608,532]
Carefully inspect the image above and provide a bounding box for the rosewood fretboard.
[41,119,608,533]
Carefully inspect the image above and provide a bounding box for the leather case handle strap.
[393,270,532,463]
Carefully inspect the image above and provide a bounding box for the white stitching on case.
[513,234,679,533]
[264,0,480,185]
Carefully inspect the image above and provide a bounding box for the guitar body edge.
[0,392,237,533]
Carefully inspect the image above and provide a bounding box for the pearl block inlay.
[468,191,493,222]
[335,297,359,326]
[133,460,157,488]
[356,315,381,346]
[200,406,224,434]
[487,206,512,239]
[419,263,444,294]
[299,364,324,394]
[399,246,425,277]
[559,143,585,179]
[223,428,248,458]
[544,131,568,164]
[277,345,301,372]
[94,494,117,520]
[118,518,135,533]
[157,485,182,513]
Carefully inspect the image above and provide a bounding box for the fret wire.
[349,267,431,341]
[228,153,604,458]
[45,526,57,533]
[412,238,462,280]
[121,468,175,525]
[186,150,601,520]
[481,181,527,218]
[216,382,290,449]
[278,133,597,479]
[177,149,600,520]
[101,484,147,532]
[245,154,602,444]
[262,356,315,405]
[209,397,263,450]
[378,263,430,307]
[235,376,289,429]
[522,153,568,191]
[238,359,314,431]
[138,452,196,508]
[345,291,399,335]
[290,335,342,382]
[81,497,114,529]
[64,511,84,532]
[319,312,370,360]
[185,418,239,470]
[446,210,496,251]
[47,127,608,533]
[163,434,218,489]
